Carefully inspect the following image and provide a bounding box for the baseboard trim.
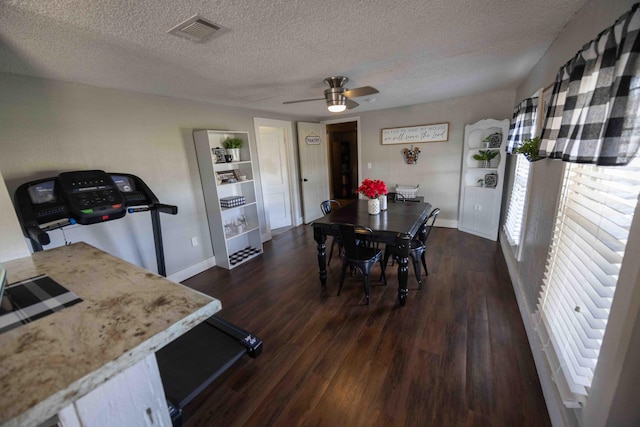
[168,256,216,283]
[435,219,457,229]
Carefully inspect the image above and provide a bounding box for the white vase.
[379,194,388,211]
[368,198,380,215]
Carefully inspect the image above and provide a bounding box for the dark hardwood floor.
[181,225,550,427]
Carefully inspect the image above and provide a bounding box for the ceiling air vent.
[168,15,220,42]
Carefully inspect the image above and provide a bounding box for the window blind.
[536,157,640,405]
[504,96,538,256]
[503,154,531,254]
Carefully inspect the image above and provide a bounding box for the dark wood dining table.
[311,199,432,306]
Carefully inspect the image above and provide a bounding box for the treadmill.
[13,170,262,426]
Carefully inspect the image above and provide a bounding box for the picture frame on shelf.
[484,173,498,188]
[212,147,226,163]
[484,132,502,148]
[216,170,238,184]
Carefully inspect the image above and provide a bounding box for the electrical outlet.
[191,236,198,247]
[367,162,372,169]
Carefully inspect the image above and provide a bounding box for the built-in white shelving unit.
[458,118,510,241]
[194,130,263,269]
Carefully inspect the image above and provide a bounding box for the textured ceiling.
[0,0,588,118]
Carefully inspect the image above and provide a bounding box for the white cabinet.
[194,130,263,269]
[458,118,509,241]
[57,354,171,427]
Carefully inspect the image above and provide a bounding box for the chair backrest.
[321,199,341,215]
[418,208,440,244]
[388,192,405,202]
[332,223,373,259]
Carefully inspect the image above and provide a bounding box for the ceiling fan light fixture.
[282,76,378,111]
[326,89,346,112]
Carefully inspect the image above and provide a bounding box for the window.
[503,155,531,259]
[535,158,640,406]
[504,95,540,259]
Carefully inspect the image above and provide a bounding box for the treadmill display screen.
[27,181,57,205]
[111,175,135,193]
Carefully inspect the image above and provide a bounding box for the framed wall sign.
[381,122,449,145]
[305,134,321,145]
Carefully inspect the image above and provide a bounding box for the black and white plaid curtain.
[540,3,640,165]
[506,97,539,154]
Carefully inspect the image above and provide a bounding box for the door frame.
[322,116,362,197]
[253,118,301,239]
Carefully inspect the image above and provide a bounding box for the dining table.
[312,198,432,306]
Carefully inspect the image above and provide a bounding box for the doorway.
[326,121,358,202]
[254,118,300,238]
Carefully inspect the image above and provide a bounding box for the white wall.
[0,74,307,278]
[503,0,640,426]
[0,72,515,278]
[339,88,516,227]
[0,167,30,263]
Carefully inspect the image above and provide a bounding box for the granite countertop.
[0,242,221,427]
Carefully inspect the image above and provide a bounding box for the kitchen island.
[0,242,221,427]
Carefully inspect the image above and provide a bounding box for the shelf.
[228,246,262,267]
[217,179,253,187]
[465,185,498,190]
[213,160,252,170]
[467,127,505,149]
[220,201,257,212]
[225,225,259,240]
[194,129,263,270]
[459,119,510,241]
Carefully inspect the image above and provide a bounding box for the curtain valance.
[506,97,539,154]
[539,3,640,165]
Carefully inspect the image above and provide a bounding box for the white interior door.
[297,122,329,223]
[256,125,292,230]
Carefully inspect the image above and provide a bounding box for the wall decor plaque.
[381,122,449,145]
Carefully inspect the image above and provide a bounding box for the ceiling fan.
[283,76,379,112]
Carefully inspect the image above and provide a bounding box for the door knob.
[303,178,308,182]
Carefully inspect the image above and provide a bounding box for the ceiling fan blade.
[283,97,325,105]
[344,86,379,98]
[346,99,359,109]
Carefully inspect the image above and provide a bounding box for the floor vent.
[168,15,220,42]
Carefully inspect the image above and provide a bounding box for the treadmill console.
[57,170,126,225]
[14,170,166,249]
[21,179,67,225]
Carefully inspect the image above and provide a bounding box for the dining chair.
[386,192,406,202]
[383,207,440,289]
[332,223,386,305]
[321,200,342,264]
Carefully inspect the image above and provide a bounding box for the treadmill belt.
[156,320,247,409]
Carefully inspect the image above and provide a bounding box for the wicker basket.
[396,185,419,199]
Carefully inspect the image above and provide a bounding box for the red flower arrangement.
[357,178,388,199]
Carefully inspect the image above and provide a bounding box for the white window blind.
[536,158,640,406]
[503,94,538,258]
[503,154,531,257]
